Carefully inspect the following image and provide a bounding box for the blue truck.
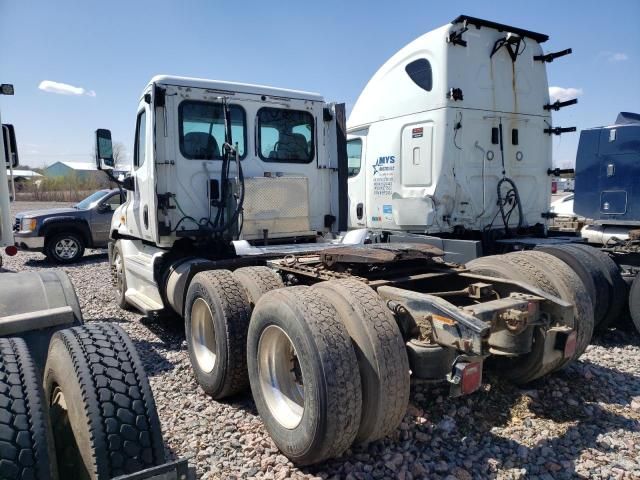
[574,112,640,333]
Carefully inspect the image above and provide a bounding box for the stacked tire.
[0,323,166,480]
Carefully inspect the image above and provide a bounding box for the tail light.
[448,360,483,397]
[5,245,17,256]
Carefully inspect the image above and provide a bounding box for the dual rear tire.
[184,267,410,466]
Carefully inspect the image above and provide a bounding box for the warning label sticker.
[412,127,423,138]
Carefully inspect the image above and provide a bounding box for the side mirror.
[122,175,135,192]
[95,129,115,170]
[2,124,19,168]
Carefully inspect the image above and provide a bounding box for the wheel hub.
[190,298,217,373]
[55,238,79,259]
[257,325,305,429]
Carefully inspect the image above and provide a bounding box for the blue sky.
[1,0,638,168]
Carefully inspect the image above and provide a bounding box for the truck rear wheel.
[247,287,362,465]
[535,244,609,327]
[466,252,593,383]
[232,266,284,309]
[570,244,627,330]
[43,322,165,479]
[185,270,251,399]
[512,250,594,359]
[628,275,640,334]
[0,338,56,480]
[111,242,131,310]
[311,279,409,445]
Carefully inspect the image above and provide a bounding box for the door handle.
[143,205,149,229]
[356,203,363,220]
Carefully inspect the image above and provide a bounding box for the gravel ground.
[5,201,640,480]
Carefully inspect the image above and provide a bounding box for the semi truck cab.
[346,16,573,238]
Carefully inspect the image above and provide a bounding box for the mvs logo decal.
[372,155,395,175]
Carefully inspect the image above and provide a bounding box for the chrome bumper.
[15,235,45,250]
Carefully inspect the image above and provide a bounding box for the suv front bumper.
[15,235,45,250]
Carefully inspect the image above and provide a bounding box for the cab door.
[347,136,366,228]
[129,101,158,242]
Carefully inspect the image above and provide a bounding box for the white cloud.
[38,80,96,97]
[609,52,628,62]
[548,86,583,103]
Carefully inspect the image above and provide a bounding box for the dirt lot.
[5,201,640,479]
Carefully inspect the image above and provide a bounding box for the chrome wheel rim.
[55,238,79,259]
[191,298,217,373]
[257,325,304,429]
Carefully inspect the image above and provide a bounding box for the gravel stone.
[6,200,640,479]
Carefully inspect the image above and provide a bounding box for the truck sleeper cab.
[99,69,591,467]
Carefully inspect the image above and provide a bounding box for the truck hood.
[16,207,78,219]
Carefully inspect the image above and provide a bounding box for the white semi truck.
[345,15,627,332]
[0,84,184,479]
[99,16,595,466]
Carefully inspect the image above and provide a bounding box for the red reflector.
[564,331,577,358]
[5,245,17,256]
[460,362,483,395]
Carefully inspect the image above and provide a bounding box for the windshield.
[75,190,110,210]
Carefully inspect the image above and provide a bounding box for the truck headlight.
[20,218,37,232]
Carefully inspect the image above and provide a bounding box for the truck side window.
[179,101,246,160]
[347,139,362,177]
[257,107,314,163]
[405,59,433,92]
[134,110,146,169]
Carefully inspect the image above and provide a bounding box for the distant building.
[44,161,101,181]
[6,169,43,191]
[43,161,130,181]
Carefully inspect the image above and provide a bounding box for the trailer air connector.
[544,126,577,136]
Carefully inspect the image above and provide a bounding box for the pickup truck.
[14,188,124,263]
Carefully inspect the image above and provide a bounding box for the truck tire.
[570,244,626,330]
[535,244,609,328]
[45,232,85,264]
[311,279,409,445]
[111,242,131,310]
[43,322,165,479]
[466,252,593,383]
[627,275,640,334]
[185,270,251,399]
[247,287,362,465]
[507,251,594,360]
[0,338,56,480]
[232,266,284,309]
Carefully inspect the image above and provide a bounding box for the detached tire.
[248,287,362,465]
[45,232,85,264]
[312,279,409,444]
[233,266,284,308]
[0,338,55,480]
[185,270,251,399]
[43,322,165,480]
